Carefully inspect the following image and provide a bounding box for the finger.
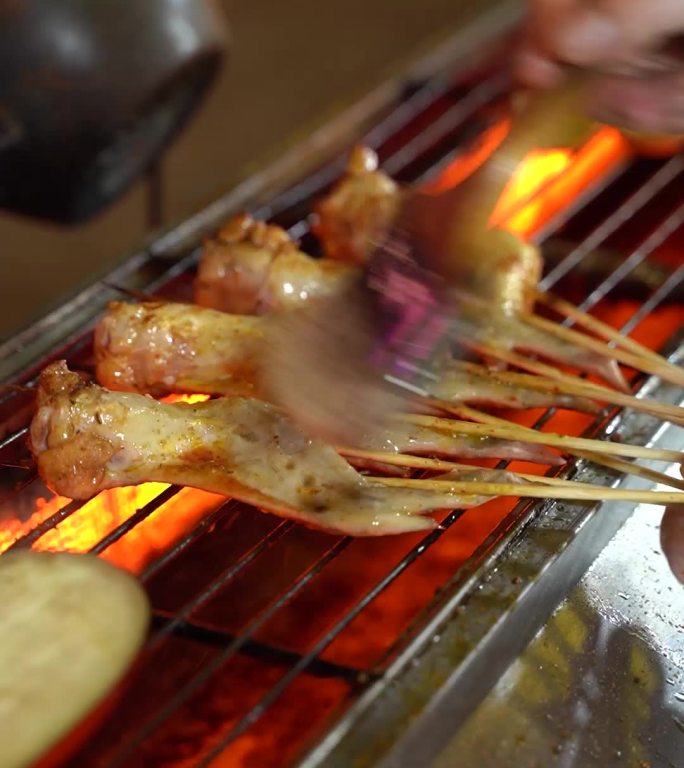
[520,0,684,67]
[516,0,578,85]
[515,47,566,88]
[661,462,684,584]
[661,505,684,583]
[582,0,684,56]
[586,70,684,134]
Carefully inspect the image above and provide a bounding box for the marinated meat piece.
[95,301,265,398]
[195,213,354,314]
[31,362,502,537]
[95,301,581,466]
[313,146,401,265]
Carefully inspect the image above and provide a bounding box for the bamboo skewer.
[463,337,610,384]
[337,447,592,488]
[424,361,684,427]
[523,311,684,388]
[430,371,684,426]
[372,476,684,505]
[535,291,677,369]
[443,405,684,492]
[400,412,684,463]
[461,339,684,426]
[453,287,682,386]
[573,450,684,493]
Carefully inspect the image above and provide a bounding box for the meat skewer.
[95,300,264,399]
[94,302,562,465]
[192,211,625,388]
[96,300,684,430]
[195,213,355,314]
[313,145,543,315]
[196,146,684,394]
[312,145,401,266]
[29,362,526,537]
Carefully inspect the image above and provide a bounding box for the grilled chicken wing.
[453,296,627,391]
[97,296,621,408]
[313,146,401,265]
[195,213,355,314]
[359,422,561,465]
[30,362,511,536]
[191,148,623,385]
[431,360,598,413]
[313,146,543,315]
[95,301,576,466]
[95,300,265,399]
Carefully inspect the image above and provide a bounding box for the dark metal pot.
[0,0,229,224]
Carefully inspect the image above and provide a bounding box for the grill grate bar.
[5,498,85,552]
[108,536,352,767]
[539,156,684,290]
[381,72,508,177]
[151,611,371,684]
[0,426,28,453]
[195,510,471,767]
[574,202,684,312]
[139,500,242,583]
[87,486,182,555]
[143,521,294,655]
[618,263,684,339]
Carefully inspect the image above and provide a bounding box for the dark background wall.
[0,0,497,341]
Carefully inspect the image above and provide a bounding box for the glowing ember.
[0,493,71,554]
[34,483,171,556]
[100,489,225,574]
[0,394,213,571]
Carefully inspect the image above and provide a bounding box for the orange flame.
[493,127,630,237]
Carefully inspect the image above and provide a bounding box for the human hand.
[516,0,684,135]
[661,464,684,583]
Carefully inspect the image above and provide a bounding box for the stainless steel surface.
[433,474,684,768]
[298,339,684,768]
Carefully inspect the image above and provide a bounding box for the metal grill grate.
[0,43,683,768]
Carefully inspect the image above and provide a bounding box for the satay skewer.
[442,404,684,492]
[400,412,684,463]
[460,340,684,427]
[522,311,684,388]
[535,290,679,369]
[336,448,589,487]
[372,476,684,505]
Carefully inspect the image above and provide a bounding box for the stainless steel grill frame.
[0,17,683,768]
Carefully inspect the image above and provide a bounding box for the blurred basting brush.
[261,45,684,447]
[260,76,596,447]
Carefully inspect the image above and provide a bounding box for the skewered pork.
[30,362,522,536]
